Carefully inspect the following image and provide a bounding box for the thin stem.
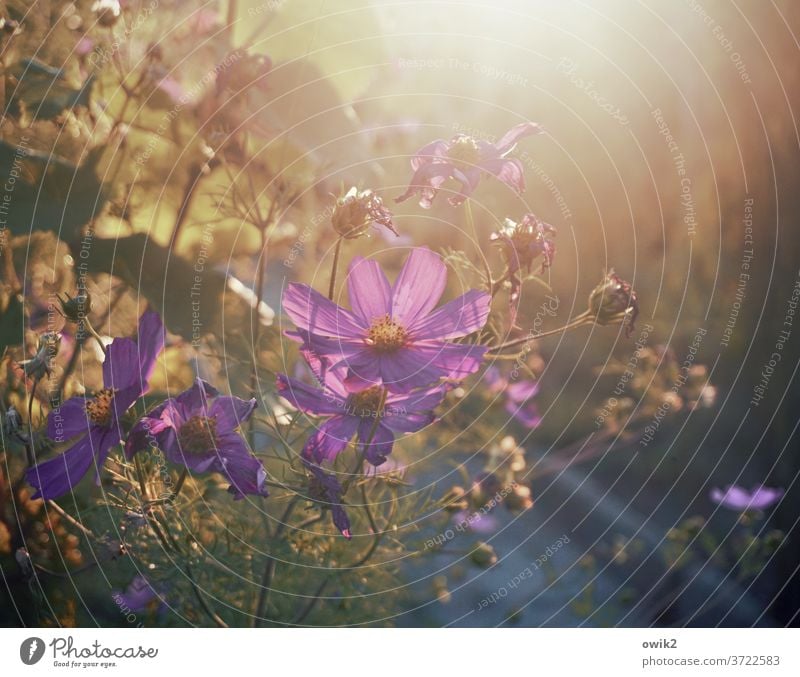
[465,201,493,290]
[486,312,592,355]
[328,236,343,300]
[169,468,188,501]
[253,496,299,627]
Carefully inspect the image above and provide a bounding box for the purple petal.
[711,485,784,511]
[391,248,447,326]
[282,283,365,337]
[382,409,435,434]
[172,378,219,419]
[357,419,394,466]
[394,162,453,208]
[346,257,392,325]
[26,428,115,500]
[480,157,526,194]
[493,122,544,156]
[216,433,269,499]
[276,374,345,415]
[209,395,257,433]
[341,349,383,393]
[506,379,539,404]
[446,166,482,206]
[408,289,491,340]
[410,139,450,170]
[302,415,359,463]
[136,310,166,382]
[507,400,541,429]
[47,396,91,441]
[380,342,487,392]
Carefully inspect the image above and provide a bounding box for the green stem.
[328,236,343,300]
[486,312,592,355]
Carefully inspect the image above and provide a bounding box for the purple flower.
[283,247,491,394]
[305,460,351,539]
[277,362,445,466]
[125,379,266,500]
[710,485,784,511]
[113,574,165,614]
[484,367,541,429]
[26,311,165,500]
[490,213,556,325]
[395,122,544,208]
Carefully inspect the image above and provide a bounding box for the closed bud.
[470,541,498,568]
[588,270,639,337]
[331,187,398,239]
[504,484,534,513]
[57,290,91,323]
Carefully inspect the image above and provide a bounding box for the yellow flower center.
[447,135,481,167]
[347,386,386,418]
[86,388,115,426]
[366,315,408,353]
[178,415,218,454]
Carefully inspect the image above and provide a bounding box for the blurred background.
[1,0,799,626]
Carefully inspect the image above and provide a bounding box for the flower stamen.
[86,388,115,427]
[178,415,218,454]
[365,315,408,353]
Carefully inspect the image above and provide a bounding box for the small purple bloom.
[395,122,544,208]
[125,379,266,500]
[710,485,784,511]
[277,362,445,466]
[305,460,351,539]
[484,366,541,429]
[283,247,491,394]
[113,574,166,614]
[26,311,165,500]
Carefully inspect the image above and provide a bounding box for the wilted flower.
[331,187,397,239]
[283,247,491,394]
[126,379,267,500]
[470,541,498,568]
[587,270,639,337]
[4,405,22,438]
[25,312,164,500]
[56,290,91,323]
[710,485,783,511]
[19,331,62,380]
[92,0,121,27]
[305,460,351,539]
[395,122,543,208]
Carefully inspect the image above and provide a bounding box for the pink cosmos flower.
[283,247,491,394]
[395,122,544,208]
[277,362,445,466]
[710,485,783,511]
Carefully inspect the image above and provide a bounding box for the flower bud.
[588,270,639,336]
[470,541,498,568]
[92,0,121,27]
[20,332,61,380]
[490,213,556,274]
[57,291,91,323]
[504,484,534,513]
[331,187,397,239]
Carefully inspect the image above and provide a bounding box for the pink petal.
[283,283,365,337]
[346,257,392,325]
[411,139,450,170]
[481,157,526,194]
[408,289,491,340]
[391,248,447,325]
[493,122,544,157]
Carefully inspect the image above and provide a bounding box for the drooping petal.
[216,433,269,499]
[381,409,435,434]
[341,349,384,393]
[410,139,450,170]
[394,161,453,208]
[408,289,491,340]
[302,415,359,463]
[480,157,526,194]
[209,395,257,434]
[305,462,351,538]
[391,248,447,325]
[446,166,482,206]
[276,374,345,415]
[492,121,544,157]
[26,427,115,500]
[346,257,392,325]
[136,310,166,382]
[282,283,365,338]
[46,396,91,442]
[357,419,394,466]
